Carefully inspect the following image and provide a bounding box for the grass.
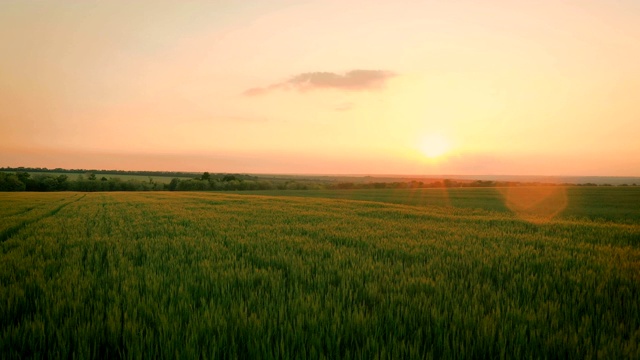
[1,189,639,358]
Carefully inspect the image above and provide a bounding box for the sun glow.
[418,134,452,159]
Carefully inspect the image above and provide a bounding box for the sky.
[1,0,639,176]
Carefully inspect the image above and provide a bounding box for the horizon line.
[2,166,640,179]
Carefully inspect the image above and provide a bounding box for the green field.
[237,186,640,224]
[1,189,639,358]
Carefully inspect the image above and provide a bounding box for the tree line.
[0,171,306,192]
[1,170,635,192]
[0,172,159,192]
[0,167,217,180]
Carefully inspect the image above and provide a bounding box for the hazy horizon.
[5,162,640,185]
[2,146,639,178]
[2,1,639,176]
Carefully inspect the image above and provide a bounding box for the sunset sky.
[1,0,639,175]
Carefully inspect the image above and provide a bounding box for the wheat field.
[1,189,639,358]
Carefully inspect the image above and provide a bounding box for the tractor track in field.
[6,196,70,217]
[9,206,36,217]
[0,194,86,243]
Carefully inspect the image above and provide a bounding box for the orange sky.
[1,0,639,175]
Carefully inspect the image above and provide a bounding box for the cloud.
[242,87,272,97]
[243,70,396,96]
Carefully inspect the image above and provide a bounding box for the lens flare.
[498,186,568,223]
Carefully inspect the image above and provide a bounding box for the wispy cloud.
[243,70,396,96]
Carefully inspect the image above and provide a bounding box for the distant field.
[237,186,640,224]
[1,191,639,358]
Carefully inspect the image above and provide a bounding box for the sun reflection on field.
[498,186,568,223]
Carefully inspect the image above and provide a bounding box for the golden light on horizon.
[0,1,639,175]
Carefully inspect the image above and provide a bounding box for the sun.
[418,134,452,159]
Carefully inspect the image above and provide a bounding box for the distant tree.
[177,179,208,191]
[168,178,179,191]
[87,173,97,181]
[335,182,355,189]
[201,172,211,181]
[52,174,68,190]
[107,177,122,191]
[0,173,26,191]
[16,171,30,184]
[443,179,459,188]
[40,177,58,191]
[221,179,242,190]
